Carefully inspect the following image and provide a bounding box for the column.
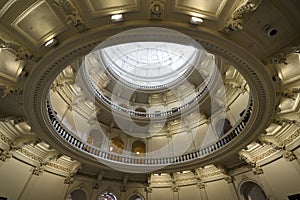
[90,183,98,200]
[253,166,275,200]
[120,186,126,200]
[172,186,179,200]
[17,165,44,200]
[197,182,208,200]
[224,176,239,200]
[283,150,300,175]
[145,186,152,200]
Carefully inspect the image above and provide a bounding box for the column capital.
[283,150,297,162]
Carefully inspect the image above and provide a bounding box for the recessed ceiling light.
[44,38,57,47]
[111,14,123,22]
[190,16,203,24]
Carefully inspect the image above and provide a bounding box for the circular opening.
[268,29,278,37]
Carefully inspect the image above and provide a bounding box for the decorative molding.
[0,0,18,18]
[120,185,127,192]
[10,135,38,150]
[258,134,285,150]
[70,162,81,175]
[200,171,223,178]
[0,150,12,161]
[47,162,70,172]
[41,151,62,165]
[224,176,233,184]
[32,165,44,176]
[283,150,297,162]
[53,0,88,32]
[0,84,23,98]
[197,182,205,189]
[0,116,25,125]
[268,44,300,65]
[64,175,74,184]
[18,148,43,163]
[239,151,256,167]
[224,0,262,32]
[0,132,13,146]
[283,129,300,146]
[76,171,97,180]
[145,186,152,193]
[172,185,178,192]
[149,1,165,20]
[252,166,263,175]
[93,183,98,189]
[255,148,278,162]
[0,38,33,61]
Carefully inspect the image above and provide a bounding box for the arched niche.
[240,181,268,200]
[66,189,87,200]
[132,140,146,156]
[135,107,146,113]
[128,193,144,200]
[109,136,125,154]
[98,192,118,200]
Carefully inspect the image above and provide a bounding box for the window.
[240,181,267,200]
[132,140,146,156]
[128,194,144,200]
[109,136,124,154]
[66,189,87,200]
[101,42,198,89]
[98,192,117,200]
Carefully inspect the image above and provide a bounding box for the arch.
[215,118,232,137]
[128,193,144,200]
[135,107,146,113]
[109,136,125,154]
[87,129,104,148]
[66,189,87,200]
[132,140,146,156]
[98,192,118,200]
[240,181,268,200]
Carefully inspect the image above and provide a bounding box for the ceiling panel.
[173,0,228,20]
[86,0,139,16]
[11,1,66,45]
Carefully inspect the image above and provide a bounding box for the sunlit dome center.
[101,42,198,89]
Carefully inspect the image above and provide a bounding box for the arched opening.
[98,192,117,200]
[128,193,144,200]
[132,140,146,156]
[66,189,87,200]
[132,140,146,164]
[109,136,124,154]
[86,129,104,148]
[240,181,268,200]
[215,118,232,137]
[135,107,146,113]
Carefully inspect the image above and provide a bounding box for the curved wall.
[1,149,299,200]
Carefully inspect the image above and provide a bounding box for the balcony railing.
[85,66,217,119]
[46,97,253,166]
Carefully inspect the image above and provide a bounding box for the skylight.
[100,42,198,89]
